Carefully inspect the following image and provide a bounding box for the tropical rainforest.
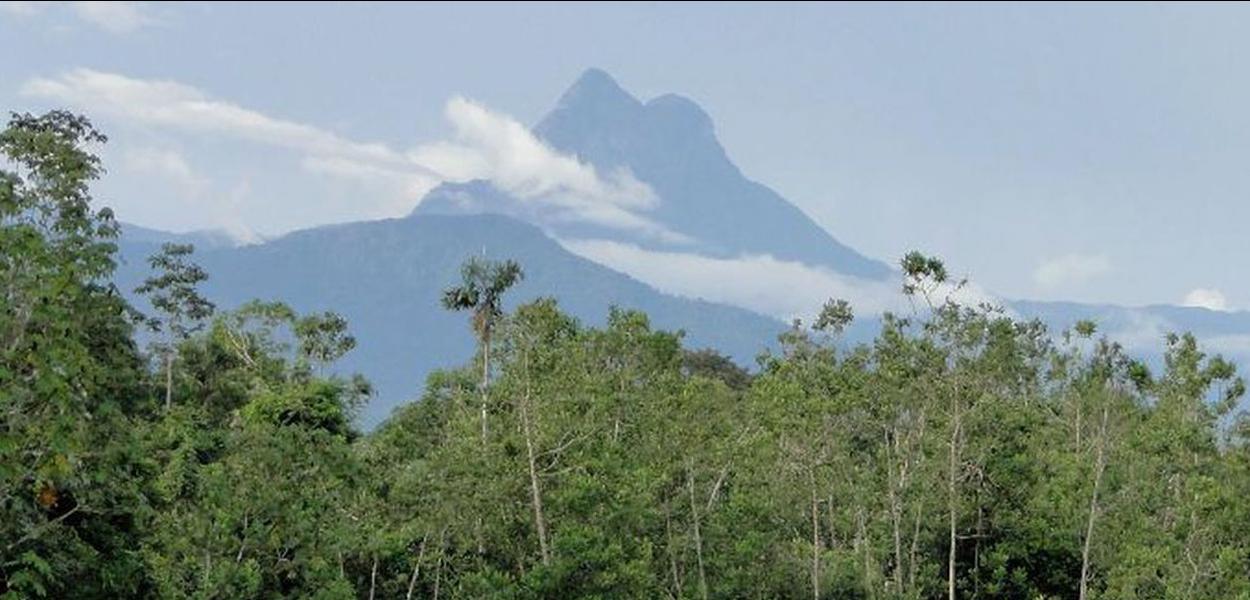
[5,112,1250,600]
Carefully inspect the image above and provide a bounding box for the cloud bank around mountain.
[22,69,668,241]
[1183,288,1230,312]
[1033,253,1111,289]
[411,97,684,242]
[559,238,1000,320]
[22,68,999,323]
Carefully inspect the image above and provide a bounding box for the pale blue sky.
[3,1,1248,310]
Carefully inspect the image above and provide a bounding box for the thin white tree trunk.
[811,475,821,600]
[666,513,684,597]
[368,556,378,600]
[887,427,903,591]
[687,466,709,600]
[433,529,446,600]
[948,408,960,600]
[1079,406,1109,600]
[405,532,428,600]
[521,385,550,565]
[476,327,490,560]
[909,503,923,593]
[164,351,174,410]
[480,328,490,442]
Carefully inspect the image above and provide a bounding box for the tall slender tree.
[136,242,215,410]
[440,255,523,441]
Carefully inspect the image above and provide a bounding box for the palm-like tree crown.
[441,256,524,338]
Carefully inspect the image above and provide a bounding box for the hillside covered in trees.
[5,112,1250,600]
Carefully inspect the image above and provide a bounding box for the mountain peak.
[572,67,619,90]
[550,68,641,116]
[530,69,893,281]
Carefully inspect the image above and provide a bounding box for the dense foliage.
[4,112,1250,599]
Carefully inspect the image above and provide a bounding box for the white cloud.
[1101,310,1172,352]
[214,180,263,245]
[1182,288,1229,312]
[557,238,1010,321]
[113,146,262,243]
[1033,253,1111,289]
[22,68,442,221]
[411,97,682,242]
[122,146,209,196]
[71,2,157,34]
[560,239,1003,321]
[22,69,422,173]
[22,69,675,239]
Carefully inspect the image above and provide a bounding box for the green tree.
[295,311,356,374]
[0,111,150,598]
[441,256,524,442]
[140,302,369,599]
[136,242,215,410]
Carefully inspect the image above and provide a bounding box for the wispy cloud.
[71,2,158,34]
[1182,288,1230,312]
[21,69,674,239]
[122,146,209,196]
[559,238,1005,321]
[22,69,426,175]
[1033,253,1111,289]
[411,97,681,242]
[115,146,262,243]
[22,68,442,220]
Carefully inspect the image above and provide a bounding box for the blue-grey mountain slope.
[411,69,1250,396]
[119,223,246,251]
[417,69,892,279]
[116,68,1250,426]
[116,214,783,427]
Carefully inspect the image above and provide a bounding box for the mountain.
[116,214,784,427]
[417,69,891,279]
[116,68,1250,426]
[1011,300,1250,358]
[417,69,1250,379]
[119,223,248,251]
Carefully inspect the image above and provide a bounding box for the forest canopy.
[3,111,1250,599]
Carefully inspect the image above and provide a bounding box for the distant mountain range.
[417,68,891,279]
[115,69,1250,426]
[116,214,783,427]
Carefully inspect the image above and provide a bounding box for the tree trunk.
[368,556,378,600]
[164,350,174,410]
[687,466,710,600]
[909,503,923,594]
[521,384,551,566]
[850,507,869,595]
[480,326,491,442]
[476,326,491,561]
[432,552,443,600]
[1079,406,1109,600]
[433,529,446,600]
[666,513,684,598]
[948,408,960,600]
[887,427,903,592]
[811,474,821,600]
[406,532,428,600]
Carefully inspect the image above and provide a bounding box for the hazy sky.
[3,2,1248,311]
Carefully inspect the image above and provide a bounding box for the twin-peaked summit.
[414,68,892,280]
